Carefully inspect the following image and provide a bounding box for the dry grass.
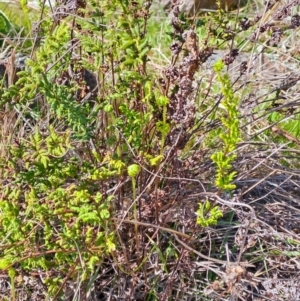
[0,0,300,300]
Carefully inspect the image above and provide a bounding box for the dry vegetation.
[0,0,300,300]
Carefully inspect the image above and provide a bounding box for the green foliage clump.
[0,126,116,281]
[196,200,223,227]
[211,60,241,191]
[0,0,162,296]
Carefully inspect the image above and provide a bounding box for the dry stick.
[250,115,298,140]
[241,169,277,197]
[112,218,254,268]
[4,249,77,271]
[45,39,80,73]
[30,0,48,59]
[258,120,300,147]
[174,235,254,267]
[159,207,197,296]
[154,166,160,227]
[52,257,80,301]
[236,143,288,182]
[111,217,190,239]
[0,224,40,250]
